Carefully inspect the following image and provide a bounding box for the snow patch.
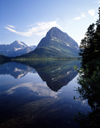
[16,40,26,47]
[56,48,60,50]
[51,37,59,42]
[67,71,71,75]
[51,38,55,41]
[17,74,25,79]
[14,68,22,72]
[14,47,21,51]
[66,43,70,47]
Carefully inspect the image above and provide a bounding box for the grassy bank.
[11,57,81,62]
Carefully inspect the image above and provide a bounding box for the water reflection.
[5,82,61,98]
[74,60,100,127]
[0,60,80,92]
[0,62,36,79]
[0,60,84,128]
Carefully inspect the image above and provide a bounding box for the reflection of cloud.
[74,98,88,106]
[82,100,88,106]
[5,82,61,98]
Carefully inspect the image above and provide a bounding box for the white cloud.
[74,12,86,20]
[5,20,60,37]
[94,1,100,4]
[74,16,81,20]
[74,9,96,21]
[5,26,17,33]
[7,25,15,28]
[88,9,95,16]
[81,13,86,18]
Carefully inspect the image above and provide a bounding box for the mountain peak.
[0,40,37,57]
[11,40,27,48]
[46,27,73,44]
[46,27,64,38]
[49,27,60,31]
[32,27,79,57]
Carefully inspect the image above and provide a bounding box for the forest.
[74,8,100,128]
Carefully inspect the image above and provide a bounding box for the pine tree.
[93,25,100,55]
[79,8,100,64]
[79,23,95,64]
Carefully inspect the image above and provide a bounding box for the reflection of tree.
[75,109,100,128]
[74,59,100,127]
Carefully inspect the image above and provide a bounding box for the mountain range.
[0,40,36,57]
[0,27,79,59]
[17,27,79,59]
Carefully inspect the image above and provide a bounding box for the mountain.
[0,40,36,57]
[18,27,79,59]
[30,45,37,50]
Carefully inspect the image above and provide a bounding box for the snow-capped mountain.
[0,40,36,57]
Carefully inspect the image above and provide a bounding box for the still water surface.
[0,60,91,128]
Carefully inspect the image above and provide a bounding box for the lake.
[0,60,91,128]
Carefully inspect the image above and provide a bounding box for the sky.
[1,0,100,46]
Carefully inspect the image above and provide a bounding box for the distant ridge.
[18,27,79,59]
[0,40,36,57]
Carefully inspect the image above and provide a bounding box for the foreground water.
[0,60,91,128]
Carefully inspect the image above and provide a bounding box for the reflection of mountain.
[0,62,36,79]
[32,60,80,91]
[5,82,60,98]
[0,60,80,91]
[14,60,80,91]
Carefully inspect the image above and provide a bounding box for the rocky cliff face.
[36,27,79,57]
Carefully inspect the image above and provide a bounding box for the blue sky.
[1,0,100,46]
